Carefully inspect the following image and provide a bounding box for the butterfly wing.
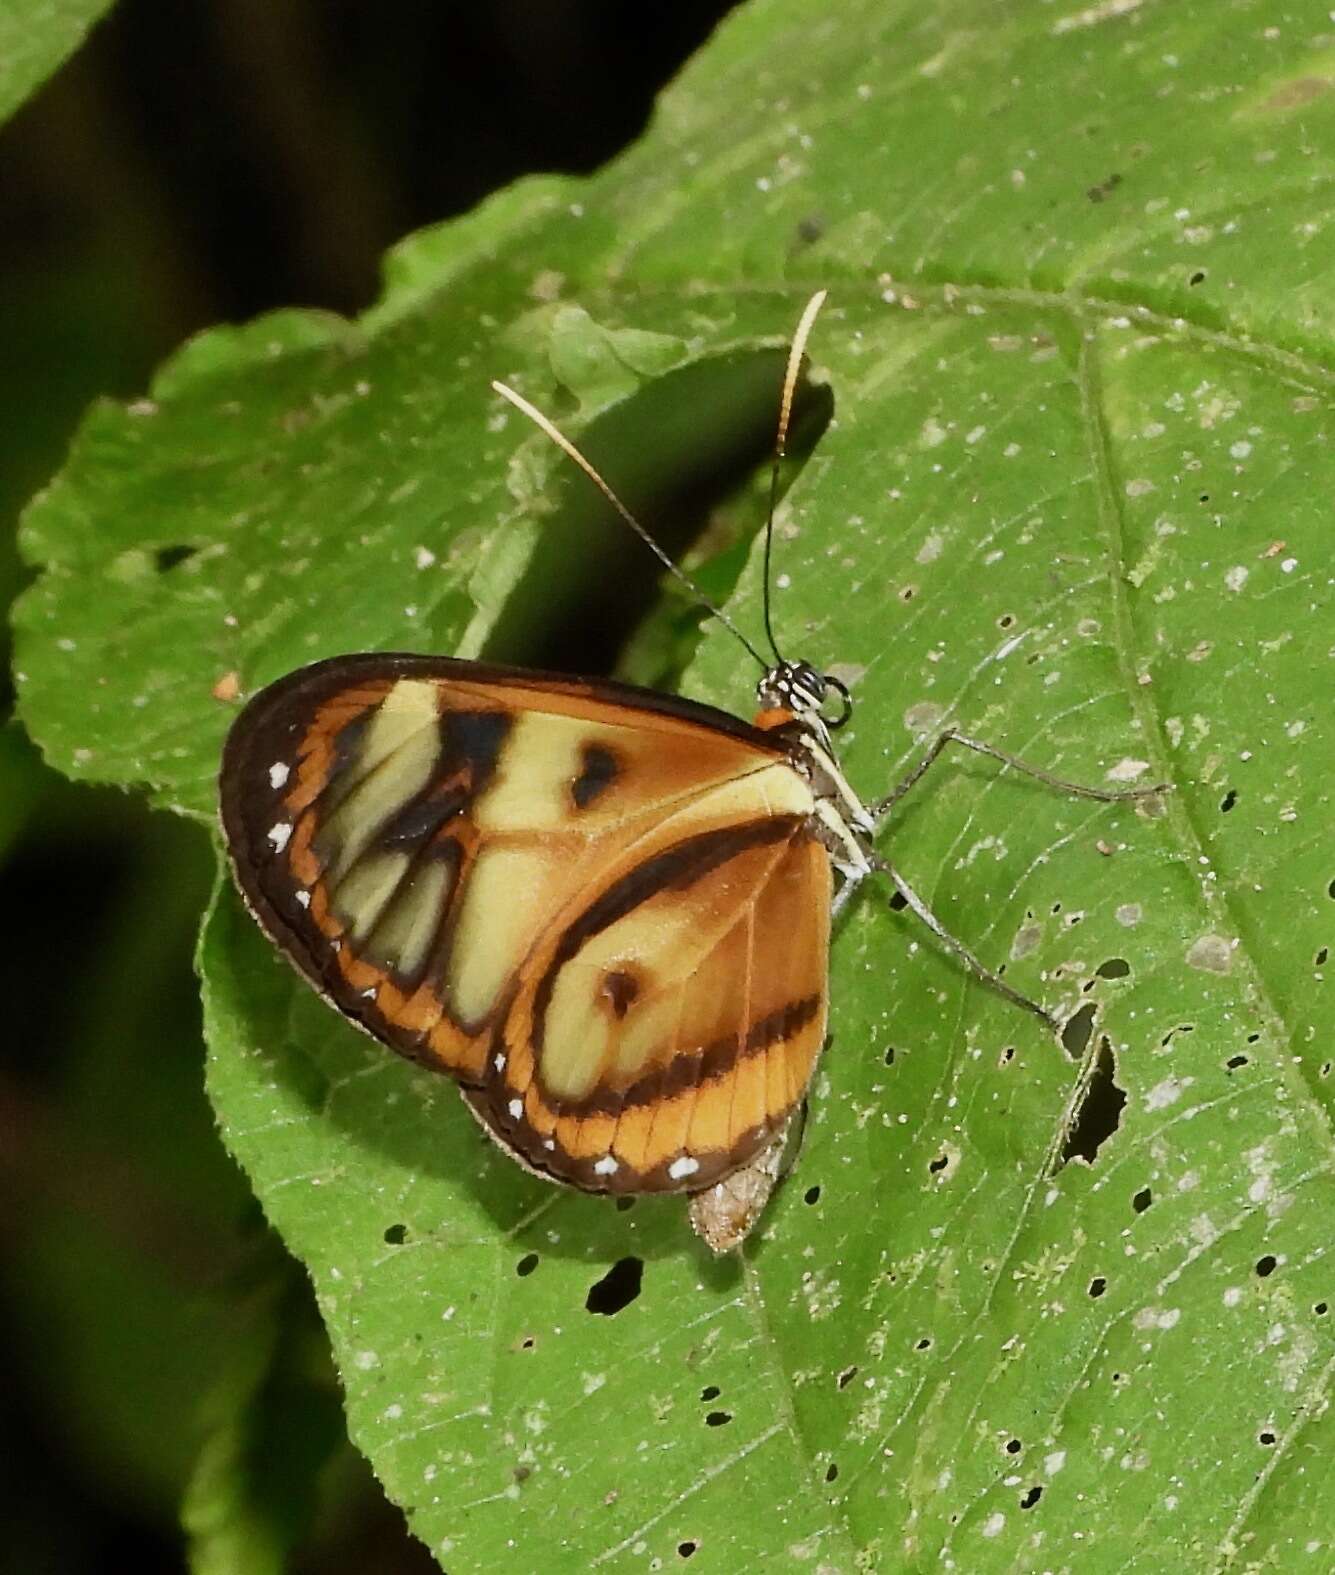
[473,809,830,1194]
[220,653,830,1192]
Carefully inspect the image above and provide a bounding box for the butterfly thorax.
[754,660,875,881]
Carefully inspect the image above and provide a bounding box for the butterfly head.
[757,660,853,733]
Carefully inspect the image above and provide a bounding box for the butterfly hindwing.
[220,653,831,1192]
[475,801,831,1194]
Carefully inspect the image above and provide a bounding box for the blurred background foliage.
[0,4,737,1567]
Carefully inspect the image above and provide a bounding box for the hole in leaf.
[1095,957,1131,979]
[883,1046,897,1066]
[999,1045,1016,1066]
[1132,1186,1153,1214]
[837,1365,858,1390]
[1316,947,1329,967]
[677,1540,698,1559]
[1020,1485,1043,1509]
[915,1337,932,1351]
[155,543,198,572]
[520,1336,536,1350]
[1328,879,1335,900]
[889,890,908,912]
[516,1252,540,1278]
[997,613,1015,629]
[1258,1430,1276,1446]
[1161,1023,1195,1046]
[1219,788,1237,812]
[1088,1276,1107,1298]
[898,584,917,603]
[928,1153,948,1174]
[700,1385,720,1402]
[1315,1302,1328,1316]
[586,1256,643,1314]
[1005,1438,1022,1455]
[1188,269,1207,286]
[1255,1255,1277,1279]
[825,1462,839,1483]
[705,1410,732,1427]
[1060,1037,1126,1165]
[1061,1002,1096,1058]
[1226,1054,1249,1071]
[383,1223,408,1245]
[804,1185,821,1205]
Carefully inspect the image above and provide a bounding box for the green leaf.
[0,0,117,125]
[16,0,1335,1569]
[181,1257,354,1575]
[0,769,253,1520]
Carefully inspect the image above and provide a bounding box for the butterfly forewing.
[220,653,831,1193]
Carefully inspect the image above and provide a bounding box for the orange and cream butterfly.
[219,294,1164,1252]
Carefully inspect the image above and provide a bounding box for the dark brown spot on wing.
[571,742,619,810]
[601,968,641,1019]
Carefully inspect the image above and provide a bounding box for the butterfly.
[219,293,1164,1252]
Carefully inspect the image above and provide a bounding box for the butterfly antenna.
[761,288,828,665]
[491,379,769,670]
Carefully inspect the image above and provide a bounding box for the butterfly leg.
[869,854,1058,1032]
[831,869,868,922]
[870,727,1169,824]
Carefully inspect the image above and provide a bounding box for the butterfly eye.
[821,674,853,729]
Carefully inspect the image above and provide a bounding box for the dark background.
[0,4,738,1568]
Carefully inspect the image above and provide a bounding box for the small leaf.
[0,0,116,125]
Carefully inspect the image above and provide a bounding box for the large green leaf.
[0,0,117,125]
[15,0,1335,1568]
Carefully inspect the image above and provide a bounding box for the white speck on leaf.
[1146,1076,1191,1111]
[904,701,947,736]
[1186,934,1233,973]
